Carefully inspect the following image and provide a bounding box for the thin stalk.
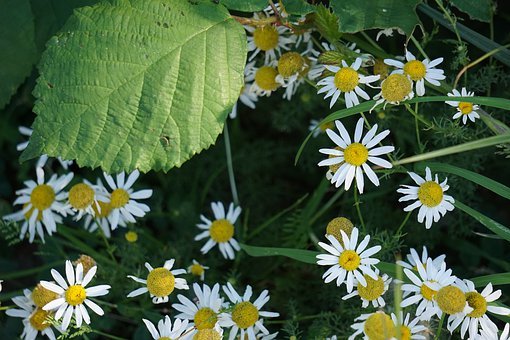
[410,35,429,59]
[434,313,445,340]
[404,103,432,128]
[353,185,366,231]
[223,123,240,206]
[396,211,412,235]
[434,0,462,43]
[360,31,385,52]
[91,330,127,340]
[96,218,117,264]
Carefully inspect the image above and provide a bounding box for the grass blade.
[455,201,510,242]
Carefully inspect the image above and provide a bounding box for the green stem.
[404,103,432,128]
[435,313,445,340]
[223,123,240,206]
[0,305,15,310]
[91,330,127,340]
[396,211,412,235]
[410,35,429,59]
[360,31,385,52]
[353,185,366,232]
[96,218,117,264]
[434,0,462,43]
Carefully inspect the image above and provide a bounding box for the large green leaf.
[0,0,38,109]
[281,0,314,15]
[220,0,267,12]
[450,0,492,23]
[22,0,246,173]
[330,0,422,35]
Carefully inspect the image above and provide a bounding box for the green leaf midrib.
[33,11,232,170]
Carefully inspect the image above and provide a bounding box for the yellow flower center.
[125,231,138,243]
[373,59,389,80]
[338,250,361,271]
[403,60,426,81]
[194,307,218,330]
[396,325,412,340]
[357,275,385,301]
[343,143,369,166]
[278,52,305,78]
[74,254,96,275]
[68,183,95,209]
[465,291,487,318]
[32,283,59,308]
[436,285,466,315]
[254,66,279,91]
[364,312,395,340]
[159,338,171,340]
[253,25,279,51]
[209,219,234,243]
[65,285,87,306]
[319,121,335,132]
[147,267,175,297]
[381,74,412,103]
[232,301,259,329]
[333,67,359,92]
[417,181,443,207]
[110,188,130,209]
[30,184,55,211]
[420,283,437,301]
[29,308,51,331]
[326,217,353,245]
[93,200,112,218]
[190,263,205,277]
[193,329,222,340]
[458,102,473,115]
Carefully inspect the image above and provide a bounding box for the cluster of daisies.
[6,256,279,340]
[318,116,454,229]
[316,220,510,339]
[3,127,153,243]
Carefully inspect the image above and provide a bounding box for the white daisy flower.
[102,170,152,230]
[275,51,312,100]
[384,51,445,96]
[342,268,391,308]
[316,227,381,293]
[194,201,242,260]
[252,320,279,339]
[401,258,456,321]
[397,246,446,272]
[172,283,229,335]
[372,73,414,110]
[317,57,380,108]
[230,62,259,119]
[230,84,258,119]
[17,126,73,170]
[127,259,189,304]
[62,180,107,221]
[446,87,481,124]
[6,289,58,340]
[83,179,125,238]
[245,19,295,64]
[348,312,395,340]
[3,167,73,243]
[475,323,510,340]
[391,311,428,340]
[40,260,110,331]
[308,119,335,138]
[222,283,279,340]
[318,117,395,194]
[397,166,455,229]
[187,259,209,281]
[142,316,190,340]
[448,280,510,339]
[245,63,281,97]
